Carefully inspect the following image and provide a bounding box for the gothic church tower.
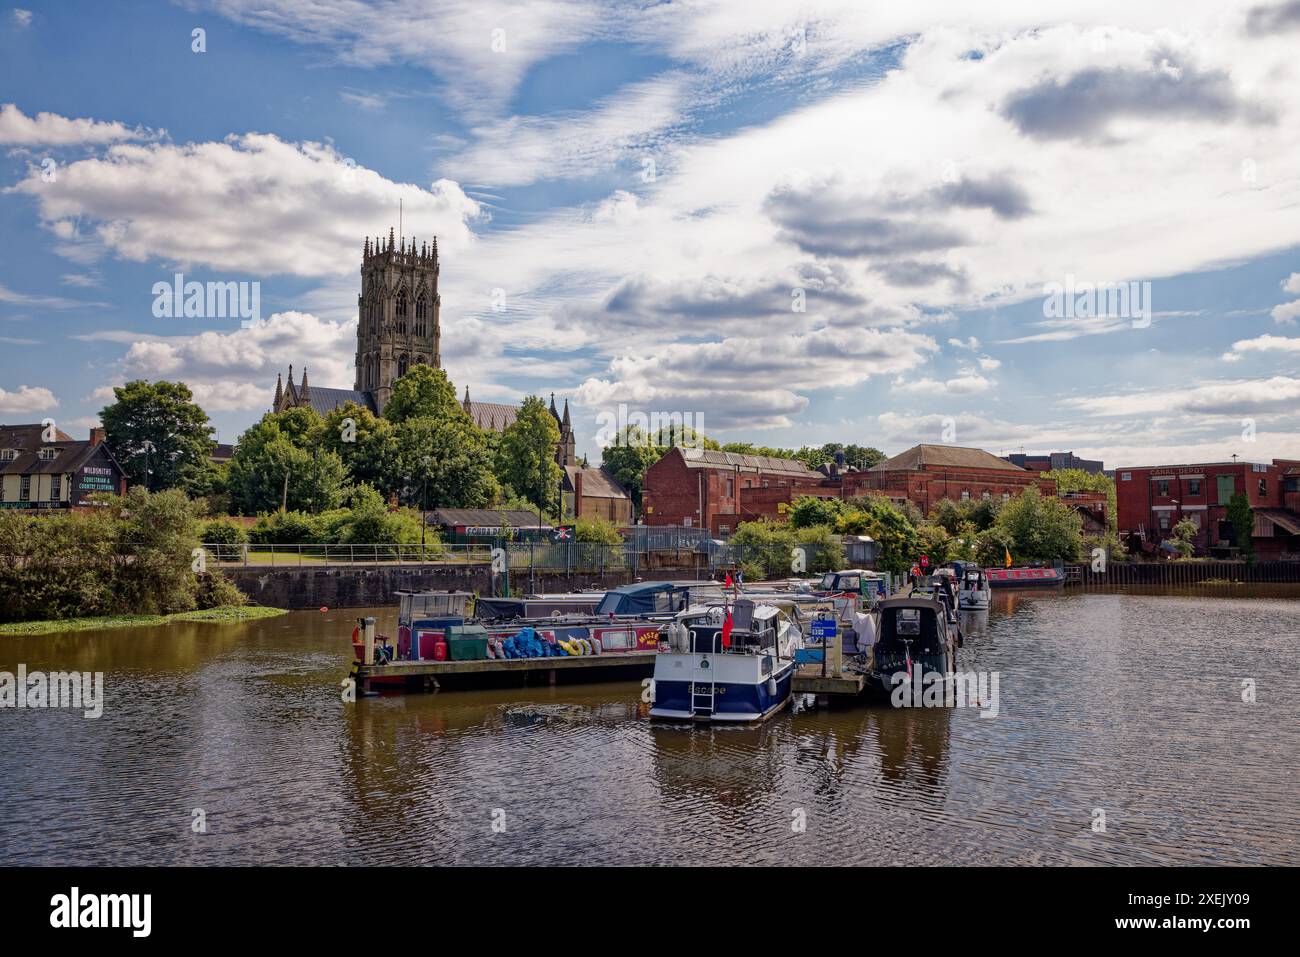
[355,227,441,413]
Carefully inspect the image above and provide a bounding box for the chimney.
[89,427,106,447]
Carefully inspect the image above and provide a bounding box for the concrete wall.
[224,563,635,610]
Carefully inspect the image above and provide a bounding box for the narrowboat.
[649,599,803,723]
[984,566,1065,588]
[864,596,961,706]
[950,563,990,609]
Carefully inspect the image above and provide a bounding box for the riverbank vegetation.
[0,605,286,637]
[0,488,246,625]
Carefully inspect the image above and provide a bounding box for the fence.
[201,538,842,580]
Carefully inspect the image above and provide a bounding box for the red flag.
[721,609,733,649]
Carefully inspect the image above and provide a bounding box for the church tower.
[355,227,441,413]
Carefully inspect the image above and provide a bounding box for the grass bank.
[0,604,288,636]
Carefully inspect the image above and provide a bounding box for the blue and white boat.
[649,599,802,723]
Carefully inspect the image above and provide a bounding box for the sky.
[1,0,1298,468]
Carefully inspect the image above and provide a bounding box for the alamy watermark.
[1042,274,1151,328]
[151,273,261,327]
[594,403,706,448]
[890,663,1000,717]
[0,665,104,718]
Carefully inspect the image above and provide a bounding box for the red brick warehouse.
[841,444,1055,513]
[641,447,840,535]
[1115,458,1300,559]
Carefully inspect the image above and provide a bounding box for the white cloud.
[11,9,31,29]
[1222,334,1300,360]
[0,103,152,145]
[0,385,56,413]
[1066,376,1300,417]
[13,134,483,277]
[104,311,358,413]
[444,74,687,187]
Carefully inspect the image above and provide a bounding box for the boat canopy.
[594,581,690,617]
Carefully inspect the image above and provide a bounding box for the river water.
[2,587,1297,866]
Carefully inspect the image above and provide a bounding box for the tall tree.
[226,410,347,514]
[601,425,662,511]
[99,380,215,491]
[496,395,563,518]
[319,401,400,498]
[1227,491,1255,563]
[393,415,499,510]
[382,364,461,424]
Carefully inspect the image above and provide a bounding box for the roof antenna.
[399,197,403,248]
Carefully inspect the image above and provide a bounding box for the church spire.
[549,392,559,420]
[561,398,571,430]
[273,373,283,410]
[300,366,310,406]
[462,385,471,410]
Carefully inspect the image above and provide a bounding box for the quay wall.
[224,563,634,610]
[1065,560,1300,588]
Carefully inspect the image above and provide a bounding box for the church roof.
[288,384,377,417]
[464,400,519,432]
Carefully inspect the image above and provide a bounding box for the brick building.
[843,443,1055,514]
[562,464,633,525]
[1115,458,1300,559]
[1003,450,1105,475]
[0,424,127,511]
[641,447,835,535]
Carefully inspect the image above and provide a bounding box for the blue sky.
[1,0,1298,467]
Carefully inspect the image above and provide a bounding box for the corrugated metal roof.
[677,447,820,476]
[870,444,1029,473]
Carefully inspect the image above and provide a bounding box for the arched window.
[415,295,427,336]
[399,353,409,378]
[396,291,408,334]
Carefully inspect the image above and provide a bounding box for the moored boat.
[862,595,960,706]
[649,599,802,723]
[984,566,1064,588]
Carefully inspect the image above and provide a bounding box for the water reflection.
[2,587,1298,865]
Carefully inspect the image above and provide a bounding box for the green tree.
[319,401,400,497]
[382,364,461,424]
[730,519,798,579]
[1170,518,1198,559]
[794,524,844,574]
[100,380,215,491]
[789,495,846,529]
[496,395,563,518]
[574,515,623,544]
[1047,468,1118,534]
[837,496,919,578]
[992,487,1083,563]
[601,426,661,510]
[226,411,347,514]
[393,414,498,510]
[1227,492,1255,563]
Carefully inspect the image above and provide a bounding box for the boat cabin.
[663,600,789,656]
[815,569,888,598]
[594,581,692,618]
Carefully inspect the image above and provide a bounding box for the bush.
[200,519,248,561]
[248,510,321,545]
[574,516,623,544]
[0,488,235,624]
[730,520,797,578]
[194,571,247,609]
[794,525,844,573]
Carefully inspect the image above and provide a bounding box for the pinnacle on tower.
[462,385,471,408]
[388,227,395,251]
[273,373,283,409]
[549,392,558,419]
[561,398,571,430]
[300,366,310,405]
